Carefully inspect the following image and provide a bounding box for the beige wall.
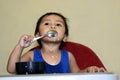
[0,0,120,77]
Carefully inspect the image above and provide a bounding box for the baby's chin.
[42,37,63,43]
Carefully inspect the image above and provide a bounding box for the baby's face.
[38,15,66,42]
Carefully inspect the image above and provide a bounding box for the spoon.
[32,30,58,42]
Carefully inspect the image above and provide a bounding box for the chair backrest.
[30,41,106,70]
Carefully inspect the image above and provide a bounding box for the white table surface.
[0,73,118,80]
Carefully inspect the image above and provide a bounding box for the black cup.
[16,62,46,74]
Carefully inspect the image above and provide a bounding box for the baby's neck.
[43,46,58,52]
[41,43,60,52]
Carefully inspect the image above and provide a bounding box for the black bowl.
[16,62,46,74]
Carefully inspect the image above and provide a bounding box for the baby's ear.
[35,32,40,37]
[63,35,68,42]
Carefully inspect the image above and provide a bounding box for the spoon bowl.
[47,30,58,38]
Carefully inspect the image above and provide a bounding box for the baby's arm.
[69,52,80,73]
[69,52,106,73]
[7,35,33,74]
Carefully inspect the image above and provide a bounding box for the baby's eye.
[56,23,62,27]
[44,22,49,26]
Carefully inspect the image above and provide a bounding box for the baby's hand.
[84,66,107,73]
[18,35,34,48]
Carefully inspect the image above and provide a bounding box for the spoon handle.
[32,35,45,42]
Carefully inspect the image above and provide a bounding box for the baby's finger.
[99,67,107,72]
